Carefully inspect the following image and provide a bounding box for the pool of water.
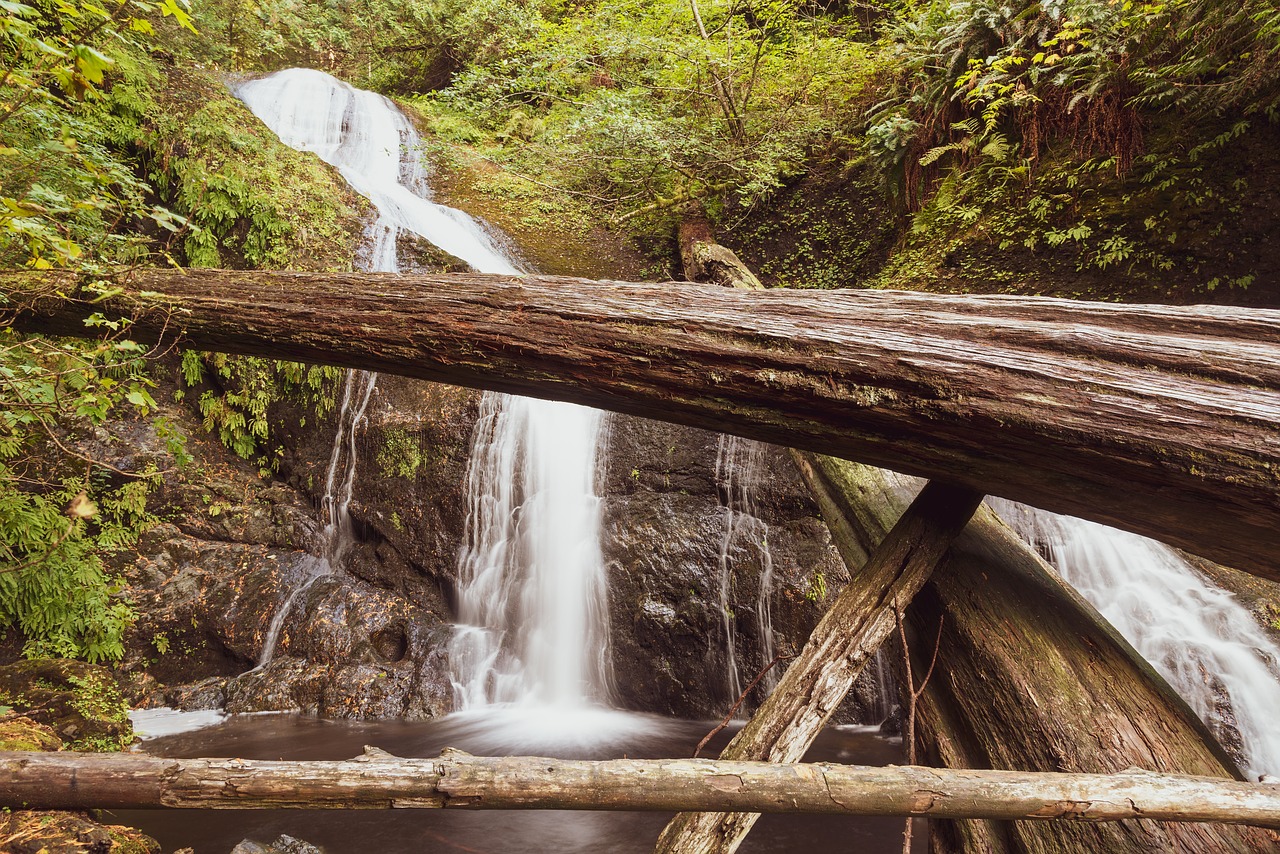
[110,709,922,853]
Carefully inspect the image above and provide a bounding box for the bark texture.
[655,481,983,853]
[4,269,1278,581]
[1,749,1278,826]
[800,456,1280,853]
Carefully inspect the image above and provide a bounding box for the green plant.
[805,569,827,603]
[376,428,423,479]
[0,0,202,662]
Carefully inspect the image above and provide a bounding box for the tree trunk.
[654,482,984,853]
[4,268,1279,582]
[1,749,1277,826]
[798,456,1280,853]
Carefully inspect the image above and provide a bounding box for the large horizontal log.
[1,749,1278,827]
[3,269,1280,580]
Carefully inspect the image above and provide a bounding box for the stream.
[115,712,917,853]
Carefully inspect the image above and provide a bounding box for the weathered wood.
[654,481,984,853]
[1,749,1278,826]
[804,456,1280,853]
[3,268,1280,581]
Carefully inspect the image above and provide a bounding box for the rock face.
[599,414,889,721]
[115,377,456,720]
[121,362,894,723]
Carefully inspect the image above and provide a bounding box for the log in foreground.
[1,749,1278,827]
[655,481,984,853]
[4,269,1280,580]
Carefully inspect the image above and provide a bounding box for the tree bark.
[799,456,1280,853]
[655,481,984,853]
[3,268,1280,582]
[1,749,1278,826]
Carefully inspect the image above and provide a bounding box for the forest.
[1,0,1279,852]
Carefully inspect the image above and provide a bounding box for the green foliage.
[62,668,131,750]
[867,0,1280,206]
[0,0,193,270]
[414,0,875,221]
[805,569,827,602]
[376,428,422,479]
[178,351,342,462]
[0,1,200,662]
[860,0,1280,296]
[133,81,367,271]
[0,324,172,662]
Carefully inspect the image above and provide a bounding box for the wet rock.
[601,415,875,720]
[270,375,479,598]
[231,835,322,854]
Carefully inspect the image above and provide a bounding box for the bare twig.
[896,600,945,854]
[693,652,792,758]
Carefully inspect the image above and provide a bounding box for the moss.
[865,120,1280,307]
[100,63,368,272]
[726,160,900,290]
[0,660,133,752]
[0,716,63,751]
[105,824,162,854]
[401,99,652,281]
[376,428,424,480]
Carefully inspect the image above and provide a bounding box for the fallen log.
[1,749,1278,826]
[805,457,1279,853]
[654,481,983,853]
[3,269,1280,581]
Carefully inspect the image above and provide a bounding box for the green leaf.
[156,0,196,32]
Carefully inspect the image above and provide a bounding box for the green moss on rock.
[0,715,62,751]
[0,659,132,751]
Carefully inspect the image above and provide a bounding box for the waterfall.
[233,68,613,712]
[994,501,1280,779]
[237,68,515,564]
[449,396,614,709]
[713,435,777,708]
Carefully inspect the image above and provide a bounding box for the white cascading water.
[993,501,1280,779]
[235,68,615,715]
[713,435,777,707]
[449,395,614,709]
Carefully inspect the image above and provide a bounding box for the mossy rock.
[0,811,159,854]
[0,659,132,751]
[0,715,63,751]
[105,824,163,854]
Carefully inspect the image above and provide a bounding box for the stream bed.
[115,710,920,853]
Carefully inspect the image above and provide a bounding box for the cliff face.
[117,360,896,722]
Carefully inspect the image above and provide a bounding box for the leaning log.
[1,749,1278,826]
[655,481,984,853]
[3,268,1280,581]
[802,457,1280,852]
